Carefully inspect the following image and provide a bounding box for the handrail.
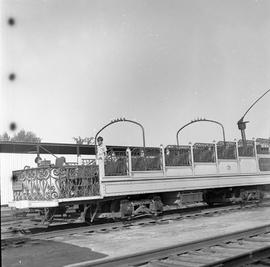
[94,118,146,154]
[176,118,226,146]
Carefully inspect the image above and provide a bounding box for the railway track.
[66,224,270,267]
[3,199,270,238]
[1,202,268,247]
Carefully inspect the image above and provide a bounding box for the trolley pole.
[237,89,270,155]
[237,118,248,154]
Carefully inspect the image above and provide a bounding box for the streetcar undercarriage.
[32,185,267,224]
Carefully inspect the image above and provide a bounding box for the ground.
[2,206,270,267]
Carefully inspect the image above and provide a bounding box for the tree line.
[0,130,95,144]
[0,130,41,143]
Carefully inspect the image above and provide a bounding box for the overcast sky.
[1,0,269,147]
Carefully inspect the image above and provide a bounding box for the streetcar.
[9,119,270,223]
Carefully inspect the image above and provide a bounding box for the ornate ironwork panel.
[105,150,128,176]
[12,165,100,201]
[165,145,191,166]
[193,143,216,163]
[217,141,237,160]
[131,147,162,171]
[256,138,270,155]
[238,140,255,157]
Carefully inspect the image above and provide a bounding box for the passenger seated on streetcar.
[139,149,147,169]
[105,150,127,175]
[116,157,127,174]
[165,148,174,165]
[131,148,146,171]
[105,150,116,175]
[110,151,117,162]
[165,147,191,166]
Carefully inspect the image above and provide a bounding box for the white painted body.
[102,173,270,197]
[8,141,270,209]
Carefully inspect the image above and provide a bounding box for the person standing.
[96,136,107,178]
[96,136,107,160]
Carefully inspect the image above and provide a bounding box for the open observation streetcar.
[9,119,270,224]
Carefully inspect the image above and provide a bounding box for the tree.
[85,137,95,145]
[73,136,94,145]
[73,136,85,144]
[10,130,41,143]
[0,132,11,141]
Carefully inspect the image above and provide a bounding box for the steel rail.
[65,224,270,267]
[2,203,265,241]
[205,246,270,267]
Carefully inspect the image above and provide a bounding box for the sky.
[0,0,270,147]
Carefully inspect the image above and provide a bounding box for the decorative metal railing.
[165,145,191,166]
[193,143,216,163]
[216,141,237,160]
[105,150,128,176]
[131,147,162,171]
[238,140,255,157]
[12,165,99,201]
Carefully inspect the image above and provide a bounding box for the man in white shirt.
[96,136,107,178]
[97,136,107,160]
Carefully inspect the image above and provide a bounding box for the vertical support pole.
[214,141,219,174]
[238,120,247,156]
[98,159,105,197]
[241,130,247,149]
[254,138,259,173]
[160,145,166,176]
[190,143,195,176]
[241,129,247,156]
[235,139,240,173]
[126,148,132,176]
[76,145,80,164]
